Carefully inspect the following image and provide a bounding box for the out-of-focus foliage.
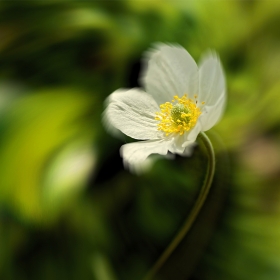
[0,1,280,280]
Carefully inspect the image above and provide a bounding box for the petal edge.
[103,88,160,140]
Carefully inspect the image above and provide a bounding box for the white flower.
[103,43,226,173]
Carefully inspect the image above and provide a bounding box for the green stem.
[144,132,216,280]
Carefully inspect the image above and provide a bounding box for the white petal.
[199,97,225,131]
[168,135,186,154]
[171,141,197,157]
[178,123,202,149]
[198,51,226,105]
[184,122,202,145]
[141,43,198,105]
[167,122,201,153]
[120,139,171,173]
[103,88,160,140]
[182,142,197,157]
[198,51,226,130]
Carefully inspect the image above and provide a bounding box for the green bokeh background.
[0,1,280,279]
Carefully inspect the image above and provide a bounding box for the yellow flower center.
[155,95,201,136]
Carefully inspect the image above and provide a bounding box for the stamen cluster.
[155,95,201,135]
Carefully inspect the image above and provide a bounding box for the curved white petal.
[168,134,186,154]
[182,142,197,156]
[198,51,226,130]
[175,122,202,149]
[198,50,226,105]
[171,141,197,157]
[103,88,160,140]
[167,122,201,153]
[199,96,225,131]
[188,122,202,141]
[120,139,172,174]
[141,43,198,105]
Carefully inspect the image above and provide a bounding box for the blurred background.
[0,1,280,279]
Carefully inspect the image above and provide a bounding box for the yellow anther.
[155,95,201,136]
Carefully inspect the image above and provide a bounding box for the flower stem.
[144,132,216,280]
